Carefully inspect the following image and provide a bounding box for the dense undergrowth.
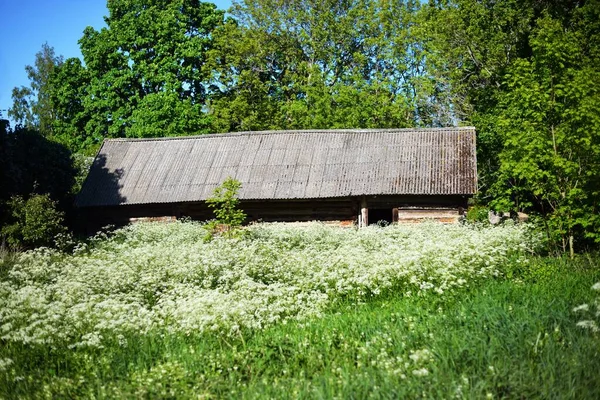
[1,222,599,398]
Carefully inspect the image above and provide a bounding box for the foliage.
[0,126,77,205]
[9,2,225,154]
[48,57,93,153]
[7,0,600,253]
[70,153,95,196]
[419,0,538,117]
[0,228,598,397]
[8,43,63,136]
[0,126,78,247]
[488,7,600,253]
[417,0,540,196]
[206,177,246,230]
[74,0,225,144]
[207,0,445,132]
[420,0,600,253]
[466,205,489,223]
[0,194,67,249]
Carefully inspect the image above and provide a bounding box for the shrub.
[466,205,490,223]
[1,194,67,249]
[206,177,246,235]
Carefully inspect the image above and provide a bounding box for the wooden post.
[392,207,399,223]
[360,197,368,227]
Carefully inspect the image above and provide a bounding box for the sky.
[0,0,232,124]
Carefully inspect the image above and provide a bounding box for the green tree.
[8,43,64,135]
[417,0,590,199]
[208,0,435,132]
[48,58,93,153]
[77,0,225,142]
[0,125,78,249]
[489,9,600,254]
[0,126,77,206]
[418,0,600,254]
[418,0,539,198]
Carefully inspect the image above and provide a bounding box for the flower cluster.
[573,282,600,333]
[0,221,539,347]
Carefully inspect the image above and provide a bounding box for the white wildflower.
[576,320,599,332]
[0,221,539,347]
[573,304,589,312]
[0,358,13,372]
[412,368,429,377]
[409,349,432,364]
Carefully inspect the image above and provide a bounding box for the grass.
[1,255,599,399]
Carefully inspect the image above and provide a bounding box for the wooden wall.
[76,195,469,234]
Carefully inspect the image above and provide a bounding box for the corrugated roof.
[76,128,477,207]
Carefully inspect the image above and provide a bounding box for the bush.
[466,205,490,223]
[1,194,67,249]
[206,177,246,236]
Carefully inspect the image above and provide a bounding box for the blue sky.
[0,0,232,124]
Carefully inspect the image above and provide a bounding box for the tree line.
[3,0,600,253]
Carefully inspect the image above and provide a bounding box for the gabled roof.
[76,128,477,207]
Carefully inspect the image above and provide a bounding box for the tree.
[8,43,64,135]
[489,8,600,254]
[207,0,438,132]
[48,58,93,153]
[414,0,600,253]
[0,126,77,249]
[417,0,592,199]
[77,0,225,142]
[418,0,540,198]
[0,126,77,207]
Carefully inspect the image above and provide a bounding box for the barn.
[76,128,477,231]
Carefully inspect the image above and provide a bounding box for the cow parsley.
[0,221,539,348]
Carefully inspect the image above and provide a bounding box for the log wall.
[76,194,469,234]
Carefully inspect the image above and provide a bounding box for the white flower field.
[0,221,539,348]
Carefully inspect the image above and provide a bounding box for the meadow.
[0,221,599,398]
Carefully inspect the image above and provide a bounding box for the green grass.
[1,256,599,399]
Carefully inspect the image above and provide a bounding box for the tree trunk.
[569,235,574,259]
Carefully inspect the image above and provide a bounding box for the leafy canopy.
[207,0,444,132]
[9,43,63,136]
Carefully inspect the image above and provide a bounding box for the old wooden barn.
[76,128,477,231]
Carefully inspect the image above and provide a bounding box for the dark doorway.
[369,208,393,225]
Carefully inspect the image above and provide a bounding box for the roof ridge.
[104,127,476,143]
